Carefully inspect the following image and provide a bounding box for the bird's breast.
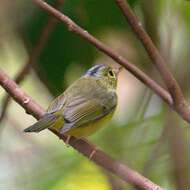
[65,109,115,137]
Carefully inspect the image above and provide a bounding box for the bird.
[24,64,121,151]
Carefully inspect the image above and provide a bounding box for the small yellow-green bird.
[24,64,121,138]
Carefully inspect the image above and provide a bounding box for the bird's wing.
[46,77,90,114]
[23,113,58,132]
[45,77,117,134]
[60,98,116,134]
[23,94,67,133]
[47,94,66,114]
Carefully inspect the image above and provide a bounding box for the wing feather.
[47,94,66,114]
[43,77,117,134]
[60,98,115,134]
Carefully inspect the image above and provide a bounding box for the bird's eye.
[108,70,115,77]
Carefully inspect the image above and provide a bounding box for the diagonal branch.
[32,0,171,104]
[0,0,65,124]
[114,0,183,105]
[114,0,187,108]
[31,0,190,124]
[0,69,163,190]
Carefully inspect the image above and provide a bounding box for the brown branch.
[0,0,65,124]
[32,0,172,106]
[0,69,163,190]
[114,0,190,125]
[115,0,183,105]
[31,0,190,125]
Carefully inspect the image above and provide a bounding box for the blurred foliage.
[24,0,140,95]
[1,0,190,190]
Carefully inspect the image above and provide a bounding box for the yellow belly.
[52,110,114,138]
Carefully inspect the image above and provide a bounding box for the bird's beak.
[113,66,123,76]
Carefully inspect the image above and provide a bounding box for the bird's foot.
[89,148,97,160]
[65,135,71,147]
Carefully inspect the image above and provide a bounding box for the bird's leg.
[89,148,97,160]
[65,135,71,147]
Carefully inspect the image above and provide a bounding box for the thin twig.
[32,0,172,106]
[31,0,190,125]
[0,69,163,190]
[114,0,183,105]
[114,0,190,124]
[0,0,65,124]
[0,64,30,122]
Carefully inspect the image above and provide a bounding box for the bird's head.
[84,64,122,89]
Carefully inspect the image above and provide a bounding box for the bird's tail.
[23,113,58,133]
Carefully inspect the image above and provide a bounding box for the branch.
[114,0,190,126]
[32,0,172,106]
[0,65,32,126]
[0,0,65,123]
[115,0,183,106]
[31,0,190,125]
[0,69,163,190]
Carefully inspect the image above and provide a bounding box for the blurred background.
[1,0,190,189]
